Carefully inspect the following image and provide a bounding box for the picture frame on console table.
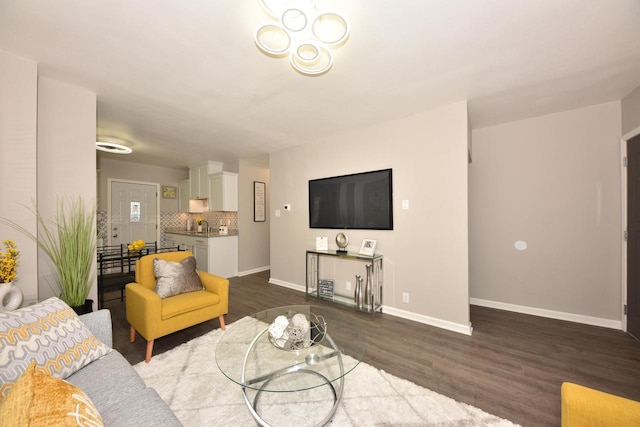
[359,239,377,256]
[318,279,334,299]
[316,236,328,251]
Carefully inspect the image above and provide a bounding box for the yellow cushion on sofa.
[161,290,220,320]
[0,362,104,427]
[561,382,640,427]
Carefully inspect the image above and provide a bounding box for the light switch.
[402,200,409,210]
[275,210,281,217]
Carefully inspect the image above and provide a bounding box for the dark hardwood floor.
[104,271,640,426]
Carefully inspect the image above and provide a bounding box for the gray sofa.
[67,309,182,426]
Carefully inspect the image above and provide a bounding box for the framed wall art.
[162,185,177,199]
[254,181,266,222]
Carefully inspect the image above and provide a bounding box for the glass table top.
[215,305,368,392]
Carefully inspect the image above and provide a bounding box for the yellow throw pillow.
[0,362,104,427]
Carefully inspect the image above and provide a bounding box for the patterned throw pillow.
[0,362,105,426]
[0,297,111,397]
[153,256,204,298]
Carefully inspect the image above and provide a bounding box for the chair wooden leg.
[145,340,154,364]
[219,315,226,330]
[129,325,136,343]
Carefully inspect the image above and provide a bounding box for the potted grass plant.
[1,196,97,313]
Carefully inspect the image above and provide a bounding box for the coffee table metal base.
[240,328,345,427]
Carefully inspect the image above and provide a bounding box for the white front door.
[109,180,159,246]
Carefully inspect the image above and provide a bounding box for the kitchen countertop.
[165,229,239,238]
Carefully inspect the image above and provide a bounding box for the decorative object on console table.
[354,274,363,309]
[365,264,373,308]
[359,239,377,256]
[254,181,265,222]
[162,185,177,199]
[335,232,349,253]
[377,260,383,307]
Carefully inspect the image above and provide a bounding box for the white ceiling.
[2,0,640,169]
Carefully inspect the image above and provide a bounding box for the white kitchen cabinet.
[165,233,238,278]
[188,161,223,200]
[192,237,209,272]
[164,234,208,271]
[208,236,238,278]
[166,233,194,253]
[209,171,238,211]
[188,165,205,199]
[178,179,190,212]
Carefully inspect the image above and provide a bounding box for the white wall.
[238,157,270,275]
[622,84,640,137]
[36,77,97,304]
[97,156,188,212]
[0,50,38,300]
[469,102,622,327]
[270,102,471,333]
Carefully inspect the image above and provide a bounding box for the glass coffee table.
[215,305,367,427]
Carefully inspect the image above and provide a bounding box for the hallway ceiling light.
[255,0,350,76]
[96,138,132,154]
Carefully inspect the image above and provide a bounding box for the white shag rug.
[134,318,520,427]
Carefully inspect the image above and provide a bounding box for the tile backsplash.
[97,210,238,248]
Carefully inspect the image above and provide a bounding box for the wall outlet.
[346,281,352,291]
[402,292,410,303]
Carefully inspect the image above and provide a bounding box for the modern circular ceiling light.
[96,138,132,154]
[255,0,350,76]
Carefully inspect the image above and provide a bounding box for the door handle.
[113,234,118,238]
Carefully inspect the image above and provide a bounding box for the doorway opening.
[623,129,640,341]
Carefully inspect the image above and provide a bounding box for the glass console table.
[306,250,383,318]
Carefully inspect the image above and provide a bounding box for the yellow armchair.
[126,251,229,363]
[561,382,640,427]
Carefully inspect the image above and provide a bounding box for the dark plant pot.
[71,299,93,315]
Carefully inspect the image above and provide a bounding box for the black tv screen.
[309,169,393,230]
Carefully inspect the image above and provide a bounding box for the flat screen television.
[309,169,393,230]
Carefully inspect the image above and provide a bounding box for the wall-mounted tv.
[309,169,393,230]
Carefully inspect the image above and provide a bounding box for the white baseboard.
[470,298,622,330]
[382,306,473,336]
[237,265,270,277]
[268,278,306,293]
[268,278,473,336]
